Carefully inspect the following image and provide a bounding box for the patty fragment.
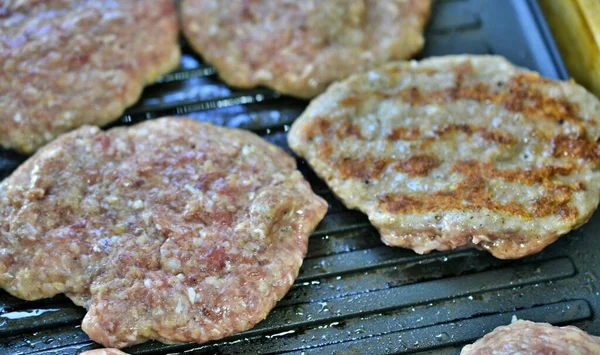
[0,117,327,348]
[461,319,600,355]
[181,0,431,98]
[0,0,180,153]
[288,55,600,259]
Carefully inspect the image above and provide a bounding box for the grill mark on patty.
[333,67,600,162]
[502,73,578,121]
[317,118,516,146]
[316,115,598,163]
[448,60,473,99]
[336,119,364,139]
[388,127,421,140]
[478,129,517,145]
[452,161,582,187]
[341,69,588,126]
[379,182,577,219]
[379,176,529,216]
[316,117,331,132]
[337,157,388,180]
[551,134,600,162]
[533,188,578,220]
[340,96,362,106]
[387,124,515,145]
[315,116,369,141]
[320,140,333,157]
[393,155,440,177]
[379,161,581,219]
[336,154,440,179]
[416,73,583,124]
[424,124,517,146]
[386,66,439,75]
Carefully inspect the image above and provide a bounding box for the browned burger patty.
[288,55,600,259]
[0,117,327,348]
[181,0,431,99]
[461,319,600,355]
[0,0,180,153]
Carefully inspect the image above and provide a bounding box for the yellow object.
[540,0,600,98]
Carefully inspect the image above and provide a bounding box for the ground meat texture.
[0,0,180,153]
[288,55,600,259]
[0,117,327,348]
[181,0,431,98]
[461,320,600,355]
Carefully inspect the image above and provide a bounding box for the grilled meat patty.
[461,319,600,355]
[288,55,600,259]
[0,0,180,153]
[181,0,431,98]
[0,118,327,348]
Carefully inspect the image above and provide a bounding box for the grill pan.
[1,0,598,354]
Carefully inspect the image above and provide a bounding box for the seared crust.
[0,0,181,153]
[461,320,600,354]
[288,55,600,259]
[181,0,431,98]
[0,117,327,348]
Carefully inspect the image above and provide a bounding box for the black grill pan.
[0,0,598,354]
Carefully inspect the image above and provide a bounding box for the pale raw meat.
[181,0,431,98]
[0,117,327,348]
[0,0,180,153]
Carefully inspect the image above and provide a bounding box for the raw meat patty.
[288,55,600,259]
[0,0,180,153]
[181,0,431,98]
[461,319,600,355]
[0,117,327,348]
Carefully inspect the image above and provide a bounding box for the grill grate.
[1,0,598,354]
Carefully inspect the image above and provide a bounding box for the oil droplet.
[354,327,366,334]
[318,302,330,313]
[0,308,59,320]
[435,332,450,342]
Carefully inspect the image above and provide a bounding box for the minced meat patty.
[461,319,600,354]
[288,55,600,259]
[0,0,180,153]
[181,0,431,98]
[0,117,327,348]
